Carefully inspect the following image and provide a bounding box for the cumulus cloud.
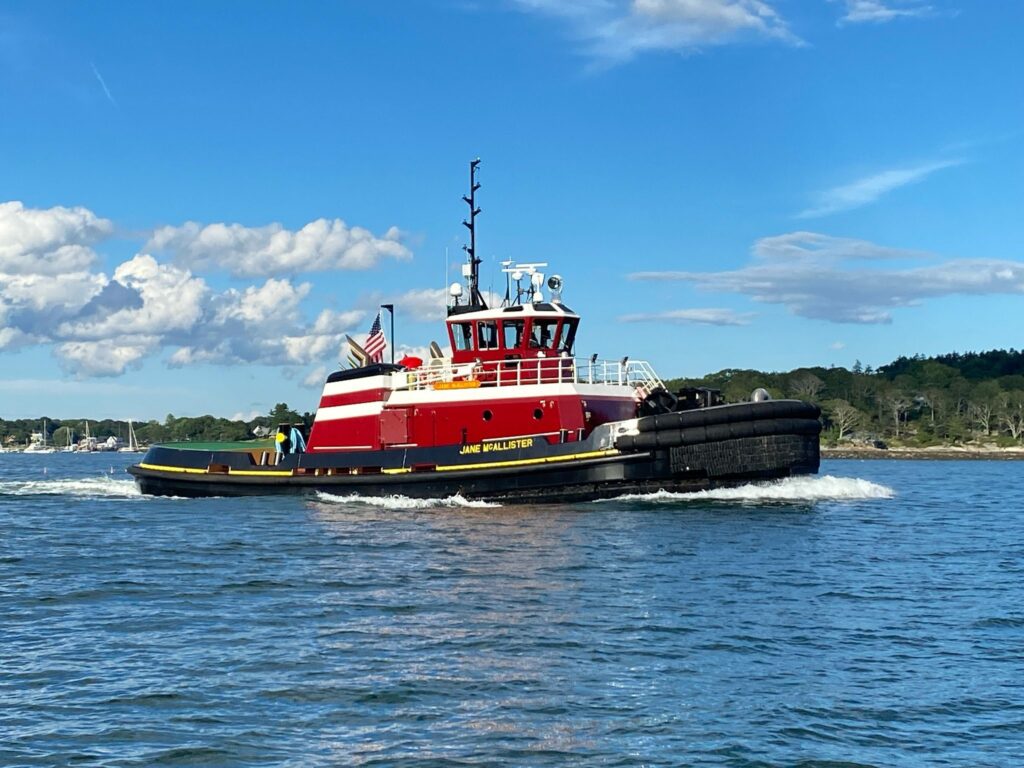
[512,0,800,63]
[56,338,155,377]
[301,366,328,389]
[146,217,411,277]
[618,308,753,325]
[835,0,933,24]
[168,285,364,369]
[57,255,208,341]
[0,200,112,274]
[0,200,379,377]
[375,286,505,324]
[388,287,449,323]
[630,231,1024,324]
[798,159,961,218]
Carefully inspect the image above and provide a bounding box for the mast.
[462,158,485,308]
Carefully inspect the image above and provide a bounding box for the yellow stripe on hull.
[138,462,211,475]
[137,449,620,478]
[435,449,619,472]
[227,469,295,477]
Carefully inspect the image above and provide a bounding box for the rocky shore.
[823,445,1024,460]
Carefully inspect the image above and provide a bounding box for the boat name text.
[459,438,534,455]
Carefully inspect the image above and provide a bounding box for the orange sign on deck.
[431,380,482,390]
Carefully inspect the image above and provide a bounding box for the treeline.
[5,350,1024,448]
[0,403,310,447]
[664,348,1024,447]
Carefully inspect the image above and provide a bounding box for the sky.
[1,0,1022,420]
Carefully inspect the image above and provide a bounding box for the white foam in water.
[315,491,500,509]
[599,475,894,504]
[0,476,143,498]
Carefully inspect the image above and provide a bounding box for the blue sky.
[1,0,1022,420]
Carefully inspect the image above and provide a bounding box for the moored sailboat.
[118,420,143,453]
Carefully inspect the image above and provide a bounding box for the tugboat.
[129,161,820,501]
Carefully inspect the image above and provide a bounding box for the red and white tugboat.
[129,161,820,501]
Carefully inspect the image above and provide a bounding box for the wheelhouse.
[447,303,579,366]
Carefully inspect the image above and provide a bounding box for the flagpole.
[381,304,395,364]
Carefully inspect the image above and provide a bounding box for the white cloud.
[630,231,1024,324]
[390,287,449,322]
[0,327,30,350]
[798,159,961,218]
[56,338,156,377]
[376,286,504,324]
[301,366,328,389]
[311,308,366,335]
[0,200,112,274]
[230,410,264,422]
[830,341,846,350]
[835,0,933,24]
[618,308,753,325]
[1,270,106,320]
[751,231,932,262]
[57,255,208,341]
[212,278,309,327]
[146,217,412,277]
[512,0,801,63]
[168,285,364,369]
[0,200,382,377]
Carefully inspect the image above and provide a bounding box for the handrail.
[391,357,664,397]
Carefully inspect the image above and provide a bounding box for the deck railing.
[393,357,664,399]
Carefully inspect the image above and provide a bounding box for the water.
[2,453,1022,767]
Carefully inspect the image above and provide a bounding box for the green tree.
[268,403,303,425]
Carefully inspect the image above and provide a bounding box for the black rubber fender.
[765,400,821,421]
[617,415,822,452]
[655,429,684,449]
[636,399,820,433]
[703,422,734,442]
[651,411,684,431]
[629,432,659,451]
[722,403,755,425]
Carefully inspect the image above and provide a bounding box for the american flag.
[363,311,387,363]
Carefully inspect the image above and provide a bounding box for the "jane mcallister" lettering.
[459,437,534,455]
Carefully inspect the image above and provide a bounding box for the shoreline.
[823,445,1024,461]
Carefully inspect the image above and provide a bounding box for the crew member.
[275,426,290,460]
[288,423,306,454]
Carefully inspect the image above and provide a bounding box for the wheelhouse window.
[478,321,500,350]
[451,322,474,352]
[503,320,525,350]
[560,319,578,354]
[529,320,560,350]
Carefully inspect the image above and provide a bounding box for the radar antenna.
[462,159,486,308]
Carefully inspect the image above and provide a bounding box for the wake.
[599,475,894,504]
[315,492,500,509]
[0,476,142,499]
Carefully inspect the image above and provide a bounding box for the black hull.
[129,401,821,502]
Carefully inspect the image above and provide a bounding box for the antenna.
[501,261,548,305]
[500,259,513,306]
[461,158,485,308]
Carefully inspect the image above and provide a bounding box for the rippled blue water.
[2,453,1023,766]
